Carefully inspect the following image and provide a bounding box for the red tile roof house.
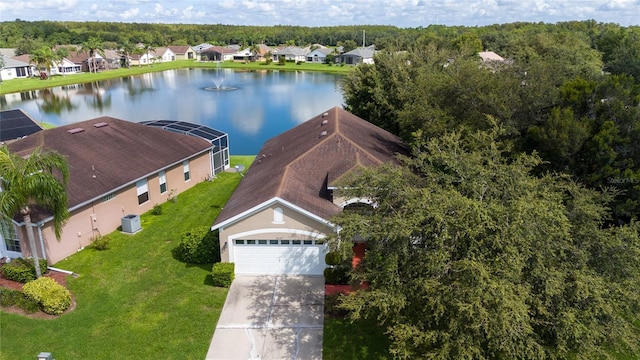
[2,117,223,264]
[211,107,408,275]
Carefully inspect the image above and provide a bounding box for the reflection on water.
[0,69,344,154]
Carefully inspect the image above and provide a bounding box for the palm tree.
[133,46,145,67]
[80,37,105,73]
[143,44,156,67]
[0,146,69,278]
[249,44,261,62]
[29,46,55,78]
[53,47,69,76]
[119,42,135,68]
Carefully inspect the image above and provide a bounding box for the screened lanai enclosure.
[140,120,230,175]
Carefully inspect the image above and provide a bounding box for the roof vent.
[319,130,328,137]
[67,128,84,134]
[94,122,109,128]
[322,112,329,117]
[321,119,328,125]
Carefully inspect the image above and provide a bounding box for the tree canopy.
[330,127,640,359]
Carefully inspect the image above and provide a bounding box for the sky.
[0,0,638,28]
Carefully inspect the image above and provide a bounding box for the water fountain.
[203,62,238,92]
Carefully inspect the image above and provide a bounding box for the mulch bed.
[0,262,75,319]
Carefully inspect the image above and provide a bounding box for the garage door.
[233,239,327,275]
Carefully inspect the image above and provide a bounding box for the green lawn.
[0,156,253,360]
[0,60,352,95]
[323,317,390,359]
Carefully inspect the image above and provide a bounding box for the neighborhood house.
[2,117,229,264]
[211,107,408,275]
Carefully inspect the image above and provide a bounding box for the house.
[211,107,408,275]
[272,46,307,63]
[2,117,229,264]
[52,57,82,75]
[0,109,43,143]
[200,46,236,62]
[478,51,505,63]
[306,47,334,64]
[168,46,197,61]
[0,55,36,80]
[337,46,376,65]
[194,43,214,54]
[66,50,105,72]
[152,47,177,63]
[233,44,271,62]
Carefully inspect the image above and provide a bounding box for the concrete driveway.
[206,275,325,360]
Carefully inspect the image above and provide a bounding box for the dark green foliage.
[324,293,348,317]
[211,262,234,288]
[330,127,640,359]
[91,236,110,250]
[323,266,350,285]
[151,203,162,215]
[23,277,72,315]
[0,288,40,313]
[175,226,220,264]
[325,251,341,265]
[1,258,48,283]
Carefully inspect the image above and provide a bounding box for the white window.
[136,179,149,205]
[159,171,167,194]
[273,207,284,224]
[183,161,190,181]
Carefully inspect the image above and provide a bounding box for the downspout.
[37,223,47,261]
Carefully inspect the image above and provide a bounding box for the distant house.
[233,44,271,62]
[211,107,408,275]
[53,57,82,74]
[168,45,196,61]
[478,51,505,62]
[0,109,42,143]
[152,47,177,63]
[272,46,307,63]
[194,43,214,55]
[3,118,229,263]
[66,50,106,72]
[306,47,333,63]
[0,55,35,80]
[200,46,236,62]
[337,46,375,65]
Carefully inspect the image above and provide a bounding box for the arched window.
[273,207,284,224]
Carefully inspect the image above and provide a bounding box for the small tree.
[0,146,69,278]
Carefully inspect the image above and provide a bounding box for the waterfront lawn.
[0,156,253,359]
[0,60,351,95]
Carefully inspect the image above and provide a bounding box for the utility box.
[121,214,141,233]
[37,353,53,360]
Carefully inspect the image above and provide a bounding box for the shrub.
[91,236,110,250]
[23,277,71,315]
[152,203,162,215]
[324,293,348,317]
[211,263,235,287]
[1,258,48,283]
[324,266,350,285]
[0,288,39,313]
[325,252,341,266]
[175,226,220,264]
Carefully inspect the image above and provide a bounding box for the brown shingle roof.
[8,117,213,210]
[168,46,191,54]
[213,107,408,227]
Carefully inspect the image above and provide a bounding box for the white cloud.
[0,0,638,27]
[121,7,140,19]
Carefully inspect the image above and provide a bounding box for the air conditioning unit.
[121,214,141,234]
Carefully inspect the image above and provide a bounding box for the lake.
[0,68,346,155]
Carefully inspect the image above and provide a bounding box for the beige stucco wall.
[218,202,335,262]
[18,151,211,264]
